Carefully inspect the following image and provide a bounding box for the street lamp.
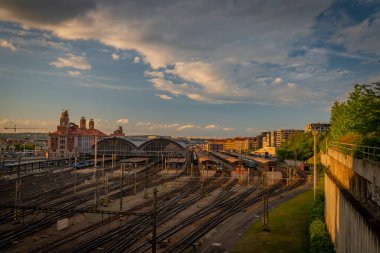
[313,130,317,200]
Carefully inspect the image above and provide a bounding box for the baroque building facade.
[48,111,107,158]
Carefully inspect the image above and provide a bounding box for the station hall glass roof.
[94,136,188,155]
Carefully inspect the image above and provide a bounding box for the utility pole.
[119,163,124,221]
[144,160,148,198]
[13,180,21,224]
[262,171,270,231]
[94,136,99,208]
[313,130,317,200]
[134,171,137,194]
[247,167,250,186]
[152,188,158,253]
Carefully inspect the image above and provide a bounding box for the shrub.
[310,191,324,221]
[309,219,335,253]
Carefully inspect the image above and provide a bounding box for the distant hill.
[0,133,48,141]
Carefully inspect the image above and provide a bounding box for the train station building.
[48,111,108,158]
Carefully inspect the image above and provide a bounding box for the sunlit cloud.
[177,124,197,131]
[116,118,129,124]
[67,70,81,76]
[0,39,16,52]
[50,54,91,70]
[112,53,120,60]
[155,94,172,100]
[133,56,141,63]
[274,77,284,85]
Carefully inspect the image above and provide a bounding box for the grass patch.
[233,180,324,253]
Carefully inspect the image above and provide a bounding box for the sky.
[0,0,379,137]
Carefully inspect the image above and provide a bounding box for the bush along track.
[309,189,334,253]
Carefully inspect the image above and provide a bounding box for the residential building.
[249,135,262,150]
[206,139,226,151]
[233,137,249,153]
[275,129,304,147]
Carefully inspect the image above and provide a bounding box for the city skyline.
[1,0,379,136]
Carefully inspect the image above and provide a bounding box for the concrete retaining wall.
[327,148,380,189]
[325,174,380,253]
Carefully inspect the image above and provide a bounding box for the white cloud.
[332,12,380,55]
[274,77,284,85]
[116,118,129,124]
[145,70,164,79]
[177,124,197,131]
[223,128,234,131]
[0,39,16,52]
[155,94,172,100]
[112,53,120,60]
[0,1,346,105]
[50,54,91,70]
[287,82,296,88]
[67,70,81,76]
[133,56,141,63]
[205,124,217,129]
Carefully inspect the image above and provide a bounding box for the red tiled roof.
[49,126,107,136]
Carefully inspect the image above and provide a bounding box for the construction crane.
[4,125,46,132]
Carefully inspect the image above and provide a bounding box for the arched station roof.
[96,137,138,156]
[93,136,187,156]
[139,137,186,152]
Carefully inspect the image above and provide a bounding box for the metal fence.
[328,141,380,161]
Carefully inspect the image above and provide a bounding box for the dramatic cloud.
[0,0,377,106]
[116,118,129,124]
[155,94,172,100]
[332,12,380,55]
[50,54,91,70]
[0,39,16,51]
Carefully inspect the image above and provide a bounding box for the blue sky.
[0,0,379,137]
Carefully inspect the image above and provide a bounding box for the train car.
[242,158,256,168]
[72,161,92,169]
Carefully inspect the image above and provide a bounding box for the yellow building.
[233,137,249,153]
[225,139,234,151]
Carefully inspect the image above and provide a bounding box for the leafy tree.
[329,83,380,141]
[277,132,326,161]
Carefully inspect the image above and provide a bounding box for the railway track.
[0,163,162,249]
[166,170,306,253]
[68,170,224,253]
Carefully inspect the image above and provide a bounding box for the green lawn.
[233,180,324,253]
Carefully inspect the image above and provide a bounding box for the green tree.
[277,132,326,161]
[329,83,380,141]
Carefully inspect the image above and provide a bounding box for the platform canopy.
[196,151,218,164]
[211,151,241,164]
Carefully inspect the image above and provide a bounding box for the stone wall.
[325,175,380,253]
